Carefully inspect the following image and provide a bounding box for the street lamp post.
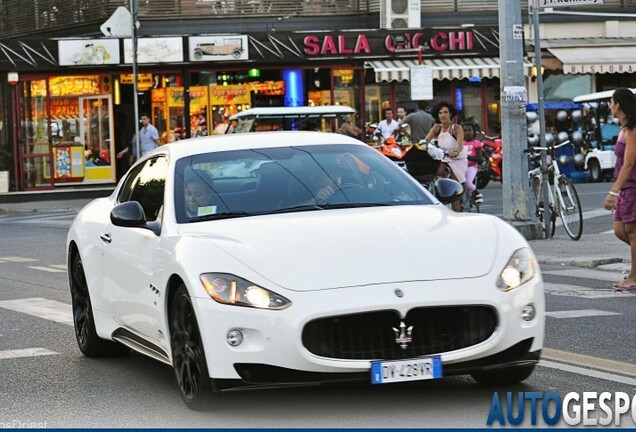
[130,0,140,160]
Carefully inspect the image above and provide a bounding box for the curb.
[538,257,626,269]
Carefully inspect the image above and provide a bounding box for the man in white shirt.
[138,114,160,156]
[376,108,399,141]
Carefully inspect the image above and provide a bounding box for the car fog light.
[521,304,536,321]
[227,329,243,347]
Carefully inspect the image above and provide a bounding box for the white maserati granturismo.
[66,131,544,408]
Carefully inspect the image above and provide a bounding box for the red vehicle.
[476,134,502,189]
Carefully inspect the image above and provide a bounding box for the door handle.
[100,233,112,244]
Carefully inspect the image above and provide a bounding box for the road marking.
[543,268,624,282]
[541,347,636,385]
[0,256,38,263]
[545,282,630,299]
[0,298,73,326]
[27,266,66,273]
[49,264,67,270]
[0,348,59,360]
[553,208,610,227]
[546,309,621,319]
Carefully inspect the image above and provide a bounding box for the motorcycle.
[475,133,503,189]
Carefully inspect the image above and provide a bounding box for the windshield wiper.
[319,202,394,209]
[269,205,325,214]
[269,203,396,214]
[189,211,253,221]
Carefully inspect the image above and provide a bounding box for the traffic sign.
[100,6,139,37]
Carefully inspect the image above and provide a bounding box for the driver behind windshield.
[184,169,220,218]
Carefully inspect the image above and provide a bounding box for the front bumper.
[214,340,540,391]
[191,274,545,388]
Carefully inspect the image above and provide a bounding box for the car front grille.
[301,306,497,360]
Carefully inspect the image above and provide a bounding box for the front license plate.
[371,356,443,385]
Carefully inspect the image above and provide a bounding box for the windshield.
[174,144,434,223]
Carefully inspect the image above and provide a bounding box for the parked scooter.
[475,133,503,189]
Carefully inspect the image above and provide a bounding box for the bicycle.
[525,140,583,240]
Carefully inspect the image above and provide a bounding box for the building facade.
[0,0,634,191]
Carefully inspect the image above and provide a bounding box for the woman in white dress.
[425,101,468,211]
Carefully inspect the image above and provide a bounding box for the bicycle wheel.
[556,177,583,240]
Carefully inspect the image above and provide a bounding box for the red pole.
[418,46,423,65]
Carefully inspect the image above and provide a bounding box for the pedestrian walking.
[137,113,160,157]
[603,88,636,291]
[400,101,435,142]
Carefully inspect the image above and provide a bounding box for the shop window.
[20,79,52,188]
[455,81,483,129]
[543,73,592,101]
[485,82,501,135]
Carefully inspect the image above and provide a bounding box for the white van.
[573,89,635,182]
[227,105,356,134]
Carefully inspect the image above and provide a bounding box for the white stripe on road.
[543,268,624,282]
[49,264,67,270]
[27,266,67,273]
[0,298,73,326]
[545,282,630,299]
[546,309,621,319]
[0,256,38,263]
[0,348,59,360]
[540,360,636,386]
[554,208,611,227]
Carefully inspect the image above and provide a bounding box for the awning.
[548,46,636,75]
[366,57,533,82]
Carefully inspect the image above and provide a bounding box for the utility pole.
[498,0,541,239]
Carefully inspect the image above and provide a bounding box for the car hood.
[180,206,499,291]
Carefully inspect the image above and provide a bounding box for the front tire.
[588,159,602,182]
[471,365,536,385]
[170,284,212,409]
[475,170,490,189]
[69,251,122,357]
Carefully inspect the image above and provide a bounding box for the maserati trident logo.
[392,321,413,350]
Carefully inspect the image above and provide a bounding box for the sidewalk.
[0,190,630,273]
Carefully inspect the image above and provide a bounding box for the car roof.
[148,131,367,160]
[573,88,636,103]
[229,105,356,120]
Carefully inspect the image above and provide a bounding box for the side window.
[118,162,145,203]
[119,157,168,221]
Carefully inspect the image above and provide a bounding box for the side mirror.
[111,201,147,227]
[435,178,464,205]
[110,201,161,235]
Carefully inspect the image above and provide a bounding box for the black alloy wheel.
[170,285,212,409]
[69,252,121,357]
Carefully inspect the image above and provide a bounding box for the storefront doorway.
[79,95,115,183]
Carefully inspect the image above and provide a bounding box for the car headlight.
[200,273,291,310]
[496,248,537,292]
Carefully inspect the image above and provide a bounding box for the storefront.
[4,26,529,190]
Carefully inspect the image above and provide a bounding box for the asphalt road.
[0,195,634,428]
